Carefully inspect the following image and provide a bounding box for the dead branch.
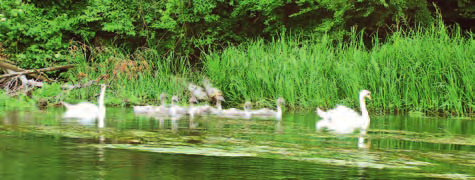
[0,65,75,79]
[0,61,50,82]
[0,57,16,65]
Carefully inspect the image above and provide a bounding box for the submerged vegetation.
[1,110,475,178]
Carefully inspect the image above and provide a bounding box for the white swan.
[188,83,208,100]
[220,102,251,119]
[188,95,213,115]
[134,93,168,114]
[169,95,187,117]
[251,97,285,120]
[151,93,170,114]
[62,84,107,128]
[202,78,222,99]
[133,105,154,114]
[209,95,225,115]
[316,90,372,134]
[187,96,198,118]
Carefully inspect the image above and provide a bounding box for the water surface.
[1,108,474,179]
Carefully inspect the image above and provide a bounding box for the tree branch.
[0,65,76,79]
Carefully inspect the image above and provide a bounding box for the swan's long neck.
[359,94,369,134]
[170,100,178,116]
[244,104,251,119]
[217,99,222,110]
[276,103,282,120]
[160,96,166,107]
[62,102,72,109]
[189,100,194,118]
[98,86,106,128]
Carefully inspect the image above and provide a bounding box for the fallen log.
[0,57,16,65]
[0,61,50,82]
[0,64,76,79]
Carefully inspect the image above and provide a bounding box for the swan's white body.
[133,106,154,114]
[220,102,251,119]
[188,83,208,100]
[251,97,284,120]
[169,96,187,117]
[151,93,170,114]
[134,93,169,115]
[187,96,200,118]
[202,78,222,99]
[316,90,372,134]
[63,84,107,128]
[209,95,225,115]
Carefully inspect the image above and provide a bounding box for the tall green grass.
[60,48,194,106]
[203,24,475,116]
[3,22,473,117]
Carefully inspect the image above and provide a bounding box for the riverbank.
[2,24,474,117]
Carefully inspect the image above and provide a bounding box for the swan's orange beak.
[367,95,372,100]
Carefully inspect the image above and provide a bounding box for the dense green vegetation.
[0,0,461,69]
[1,0,474,116]
[203,23,475,115]
[3,22,473,117]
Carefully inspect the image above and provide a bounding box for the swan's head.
[216,95,225,102]
[244,102,251,110]
[172,96,179,103]
[188,83,197,90]
[100,84,107,90]
[316,119,330,130]
[189,96,198,104]
[160,93,168,99]
[360,90,372,100]
[277,97,285,104]
[316,108,327,119]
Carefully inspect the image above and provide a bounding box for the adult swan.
[62,84,107,128]
[316,90,372,135]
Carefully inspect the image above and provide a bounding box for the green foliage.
[0,92,37,111]
[203,23,475,116]
[32,82,63,103]
[61,47,193,106]
[0,0,435,69]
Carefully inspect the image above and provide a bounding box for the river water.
[0,108,474,179]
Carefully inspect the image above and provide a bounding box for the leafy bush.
[0,0,435,69]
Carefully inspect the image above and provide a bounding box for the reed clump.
[62,47,194,106]
[203,24,475,116]
[5,22,473,117]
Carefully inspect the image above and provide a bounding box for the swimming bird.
[133,105,154,114]
[188,83,208,100]
[316,90,372,134]
[187,96,199,118]
[251,97,285,120]
[209,95,225,115]
[151,92,170,114]
[62,84,107,128]
[220,102,252,119]
[202,78,222,100]
[133,93,169,115]
[169,95,187,117]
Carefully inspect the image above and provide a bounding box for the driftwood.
[0,57,16,65]
[0,64,75,79]
[0,61,50,82]
[0,57,110,98]
[18,78,98,90]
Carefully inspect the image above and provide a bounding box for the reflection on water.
[0,134,422,179]
[0,108,474,179]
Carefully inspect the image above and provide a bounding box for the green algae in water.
[0,109,474,179]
